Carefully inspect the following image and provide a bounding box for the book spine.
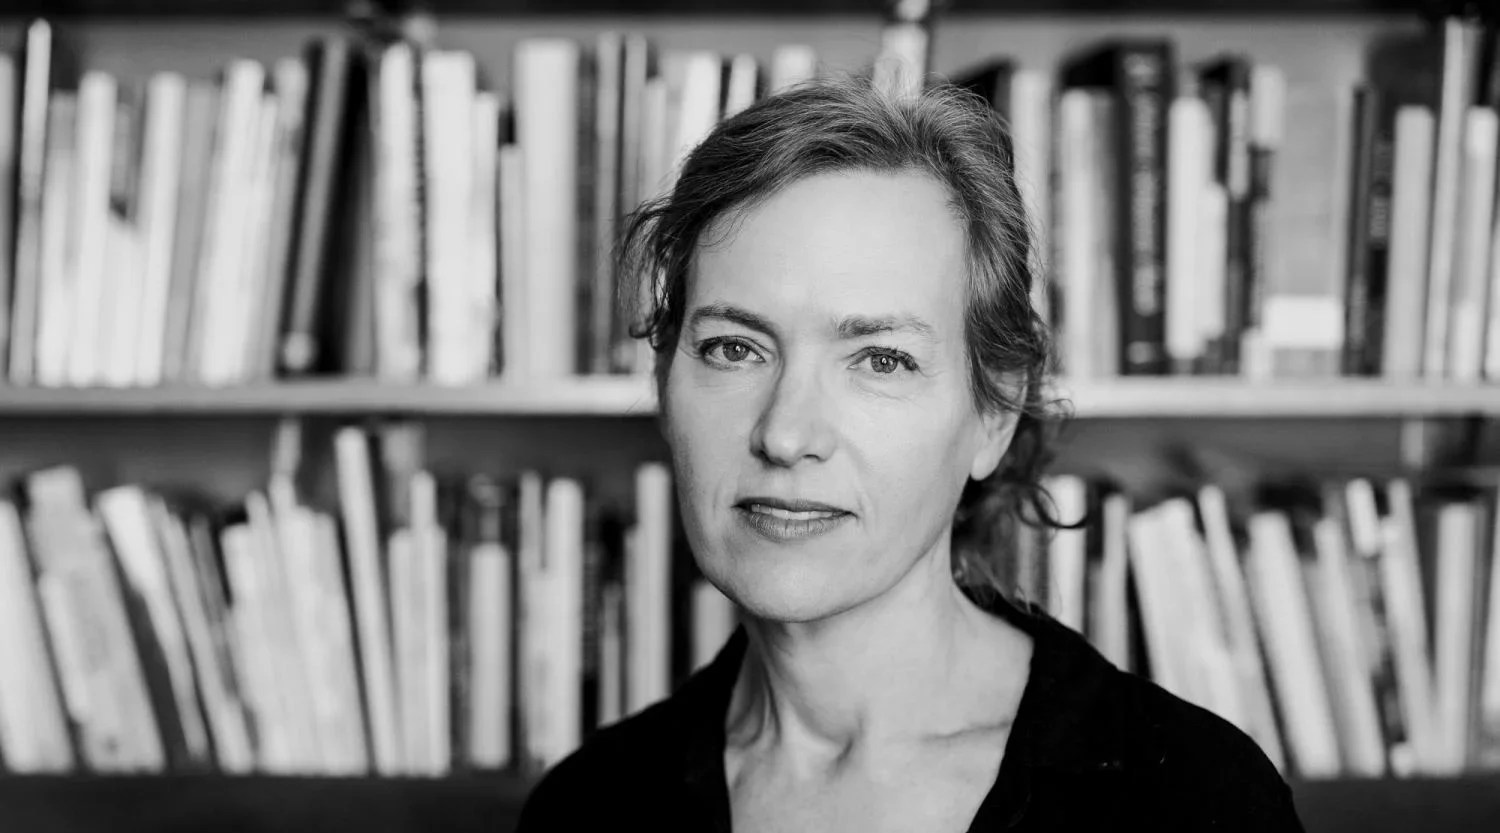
[8,21,52,384]
[1344,86,1380,376]
[1113,44,1172,375]
[281,38,355,376]
[0,56,18,376]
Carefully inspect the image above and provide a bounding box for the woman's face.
[662,169,1016,624]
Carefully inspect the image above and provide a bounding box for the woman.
[517,74,1303,832]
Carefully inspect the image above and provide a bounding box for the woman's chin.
[713,564,863,625]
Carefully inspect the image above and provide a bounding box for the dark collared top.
[516,594,1306,832]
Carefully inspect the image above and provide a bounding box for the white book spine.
[627,463,673,714]
[498,145,528,379]
[1093,492,1131,672]
[1058,89,1098,379]
[1447,107,1497,381]
[1381,478,1439,773]
[1245,512,1341,778]
[0,500,74,772]
[1432,501,1480,773]
[193,61,265,386]
[542,477,585,765]
[333,427,402,774]
[64,72,116,388]
[1166,95,1212,367]
[1423,18,1480,379]
[34,94,76,388]
[1384,106,1437,378]
[1197,485,1285,770]
[515,39,581,379]
[411,470,449,775]
[133,73,186,387]
[372,43,424,382]
[309,511,371,774]
[467,540,512,769]
[422,50,478,386]
[468,91,501,382]
[1310,516,1387,777]
[1009,69,1053,322]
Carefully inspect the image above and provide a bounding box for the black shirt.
[516,595,1306,831]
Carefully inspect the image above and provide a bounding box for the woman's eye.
[859,348,917,375]
[699,337,762,366]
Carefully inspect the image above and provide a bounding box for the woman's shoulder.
[1096,666,1302,829]
[513,698,681,828]
[994,599,1303,830]
[515,634,746,830]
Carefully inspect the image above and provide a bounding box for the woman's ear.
[970,407,1020,482]
[969,371,1026,481]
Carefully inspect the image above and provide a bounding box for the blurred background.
[0,1,1498,831]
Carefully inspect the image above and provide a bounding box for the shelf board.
[0,0,1433,17]
[0,772,1497,833]
[0,773,533,833]
[1055,378,1499,419]
[0,377,1496,419]
[0,377,660,417]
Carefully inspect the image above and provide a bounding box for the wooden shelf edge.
[1052,378,1500,419]
[0,0,1434,18]
[0,771,1498,833]
[0,377,1495,419]
[0,377,661,417]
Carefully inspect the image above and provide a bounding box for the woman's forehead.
[689,170,968,326]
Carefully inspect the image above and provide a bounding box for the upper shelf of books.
[0,0,1437,17]
[0,377,1494,418]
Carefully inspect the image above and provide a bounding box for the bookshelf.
[2,2,1499,833]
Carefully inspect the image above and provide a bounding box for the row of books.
[0,20,820,389]
[1012,475,1500,779]
[5,429,1499,781]
[7,14,1500,390]
[981,15,1500,382]
[0,420,739,776]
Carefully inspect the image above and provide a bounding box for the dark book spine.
[574,48,598,376]
[1361,93,1396,377]
[279,37,354,376]
[589,34,623,376]
[1114,44,1172,375]
[1344,86,1380,376]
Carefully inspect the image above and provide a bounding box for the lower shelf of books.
[0,773,1496,832]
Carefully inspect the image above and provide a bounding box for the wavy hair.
[621,72,1074,595]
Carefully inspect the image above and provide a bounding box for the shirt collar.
[671,589,1142,828]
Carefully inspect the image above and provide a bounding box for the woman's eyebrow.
[834,314,937,343]
[686,303,777,338]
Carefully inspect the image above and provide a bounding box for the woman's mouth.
[735,500,852,540]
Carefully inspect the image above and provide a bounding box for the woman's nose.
[749,366,836,467]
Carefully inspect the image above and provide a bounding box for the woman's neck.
[725,546,1030,769]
